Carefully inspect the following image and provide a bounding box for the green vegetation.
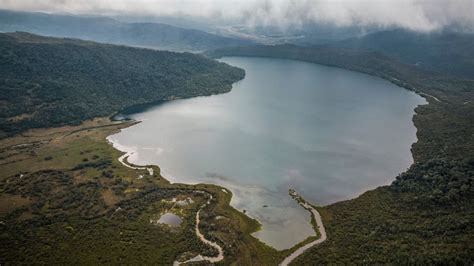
[0,32,245,138]
[208,44,474,264]
[295,186,473,264]
[393,158,474,205]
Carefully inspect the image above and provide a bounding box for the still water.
[108,57,425,250]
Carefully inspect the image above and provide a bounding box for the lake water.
[108,57,425,250]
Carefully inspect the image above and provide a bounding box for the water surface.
[108,57,425,249]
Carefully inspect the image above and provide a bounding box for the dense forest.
[208,44,474,264]
[0,32,245,138]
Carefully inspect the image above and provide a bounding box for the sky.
[1,0,473,32]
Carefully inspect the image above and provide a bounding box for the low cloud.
[1,0,473,31]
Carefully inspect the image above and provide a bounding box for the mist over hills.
[213,23,375,46]
[214,25,474,80]
[330,29,474,79]
[1,8,473,81]
[0,9,254,52]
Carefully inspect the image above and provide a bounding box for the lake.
[108,57,425,250]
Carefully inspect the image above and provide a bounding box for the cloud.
[1,0,473,31]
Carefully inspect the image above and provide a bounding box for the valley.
[0,7,473,263]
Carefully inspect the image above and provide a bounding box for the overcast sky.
[1,0,473,31]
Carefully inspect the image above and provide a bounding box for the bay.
[108,57,425,250]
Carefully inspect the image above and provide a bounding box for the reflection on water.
[108,57,425,250]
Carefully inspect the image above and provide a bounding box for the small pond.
[157,212,182,226]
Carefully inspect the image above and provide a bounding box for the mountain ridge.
[0,9,254,52]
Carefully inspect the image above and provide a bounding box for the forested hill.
[330,29,474,79]
[0,32,245,138]
[0,9,254,52]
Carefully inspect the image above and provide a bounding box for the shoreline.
[111,141,327,264]
[108,134,320,251]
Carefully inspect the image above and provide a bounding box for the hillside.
[330,29,474,79]
[0,32,245,137]
[0,9,254,52]
[207,44,474,263]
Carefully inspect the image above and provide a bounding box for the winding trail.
[114,152,224,264]
[174,192,224,265]
[280,189,327,266]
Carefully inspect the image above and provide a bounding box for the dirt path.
[280,190,327,266]
[174,192,224,265]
